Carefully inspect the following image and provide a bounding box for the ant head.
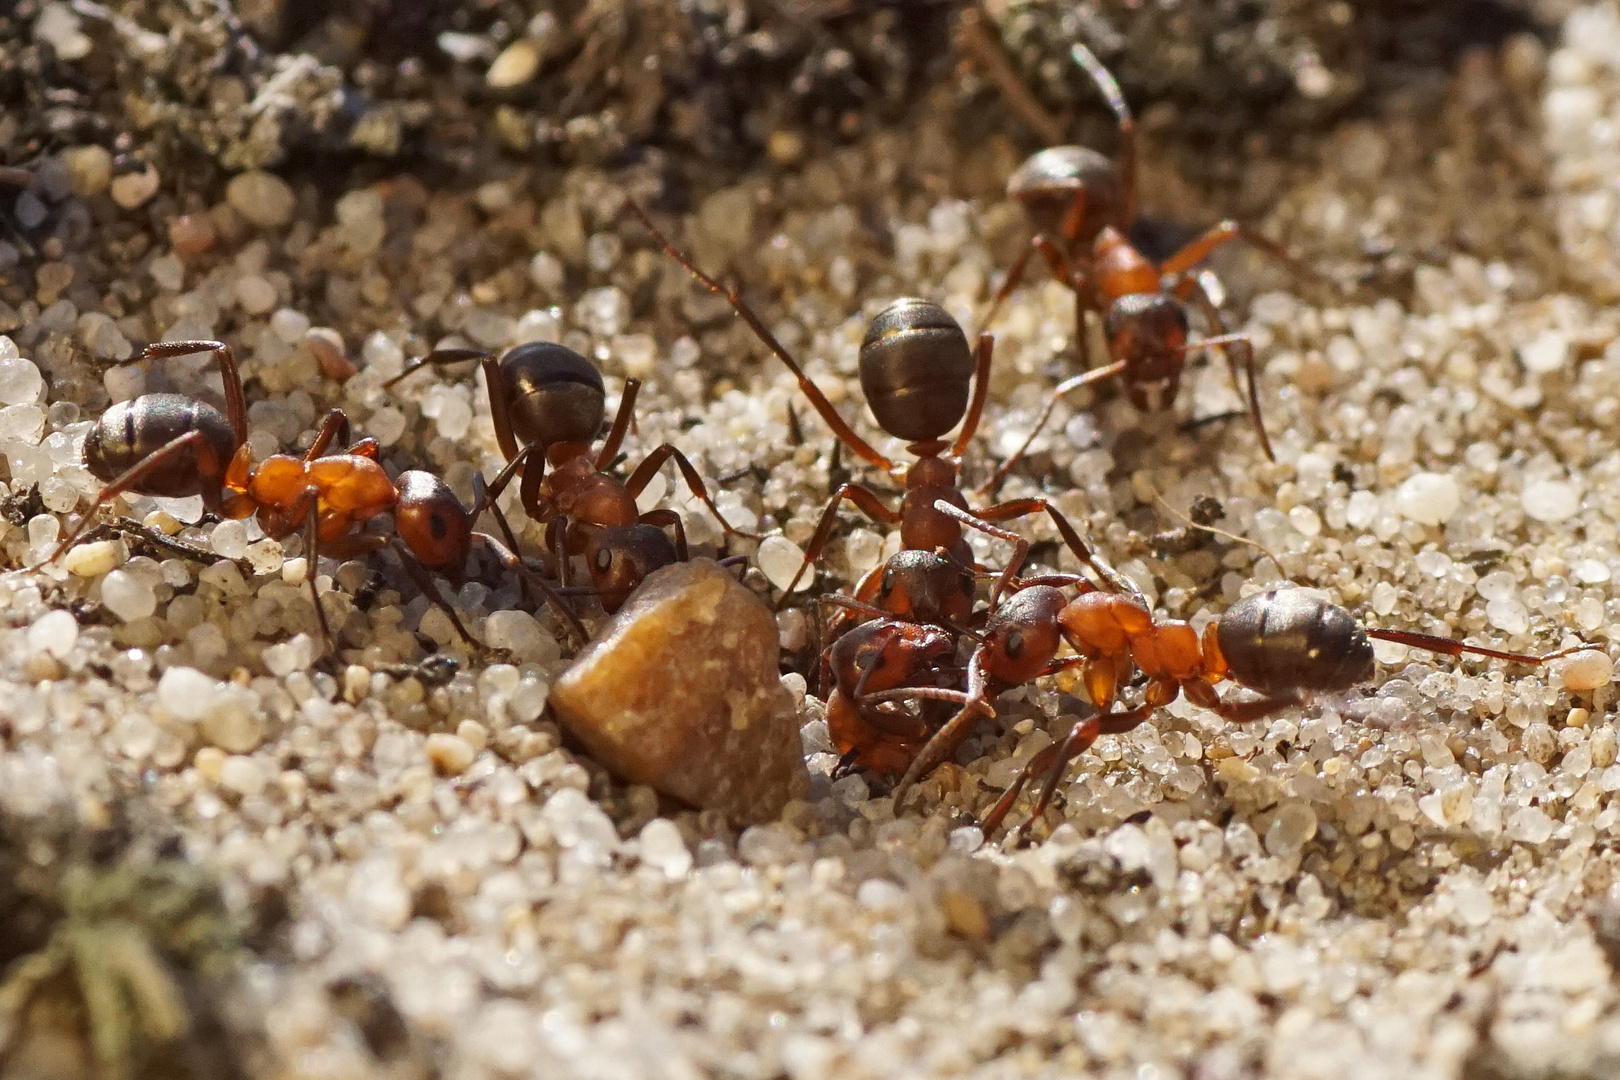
[981,585,1068,685]
[500,342,606,450]
[1007,145,1125,250]
[1104,292,1189,381]
[585,523,678,612]
[394,471,473,569]
[859,299,974,443]
[831,618,957,693]
[877,549,976,625]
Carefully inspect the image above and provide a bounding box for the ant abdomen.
[1006,145,1125,252]
[84,394,237,499]
[859,299,975,442]
[501,342,606,449]
[1216,589,1375,695]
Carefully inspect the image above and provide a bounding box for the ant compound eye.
[880,571,894,595]
[595,548,614,573]
[1004,630,1025,660]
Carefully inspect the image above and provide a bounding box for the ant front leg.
[1182,274,1273,462]
[890,649,995,808]
[624,444,765,545]
[303,409,351,461]
[780,483,904,602]
[637,508,687,560]
[290,487,341,654]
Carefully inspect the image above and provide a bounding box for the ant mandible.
[884,500,1593,838]
[624,199,1135,619]
[972,41,1337,489]
[386,340,759,612]
[39,340,585,653]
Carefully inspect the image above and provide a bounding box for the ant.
[624,199,1135,623]
[883,500,1594,837]
[818,596,966,781]
[36,340,585,654]
[973,41,1339,491]
[385,340,759,612]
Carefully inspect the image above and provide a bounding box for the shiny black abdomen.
[1216,589,1375,694]
[83,394,237,499]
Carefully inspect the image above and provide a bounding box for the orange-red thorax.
[541,452,638,536]
[245,453,397,540]
[1091,226,1159,302]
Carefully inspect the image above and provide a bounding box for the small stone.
[211,518,249,560]
[226,170,296,229]
[100,568,156,621]
[1558,650,1614,691]
[638,818,692,878]
[487,39,541,88]
[263,634,316,677]
[219,755,267,797]
[61,145,112,196]
[485,610,558,664]
[33,3,92,60]
[157,666,224,722]
[551,558,811,824]
[1392,472,1459,526]
[1506,806,1554,844]
[0,357,44,405]
[245,539,284,576]
[168,214,216,256]
[26,609,78,659]
[1265,803,1317,856]
[235,275,277,315]
[426,733,477,774]
[62,539,123,577]
[757,535,812,592]
[1522,478,1581,523]
[109,165,160,210]
[1520,330,1569,374]
[304,328,356,381]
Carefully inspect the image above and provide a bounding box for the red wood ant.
[39,340,585,653]
[819,603,965,780]
[385,340,759,612]
[623,199,1135,615]
[884,500,1591,836]
[973,42,1339,489]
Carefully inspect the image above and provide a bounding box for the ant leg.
[1183,679,1306,724]
[303,409,351,461]
[597,380,639,469]
[622,198,899,474]
[891,650,995,808]
[292,488,340,654]
[971,495,1139,598]
[976,359,1127,498]
[1159,220,1329,295]
[1069,42,1136,224]
[385,350,525,464]
[952,4,1066,145]
[950,334,996,459]
[1183,274,1274,462]
[780,484,904,602]
[470,532,588,647]
[135,340,248,448]
[385,539,481,649]
[980,713,1102,839]
[1364,629,1597,667]
[977,234,1073,342]
[624,444,766,542]
[637,508,688,559]
[31,429,219,569]
[928,501,1029,606]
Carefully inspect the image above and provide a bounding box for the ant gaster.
[41,341,583,653]
[624,199,1134,618]
[885,501,1591,835]
[386,340,759,612]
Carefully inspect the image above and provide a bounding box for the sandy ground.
[7,2,1620,1078]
